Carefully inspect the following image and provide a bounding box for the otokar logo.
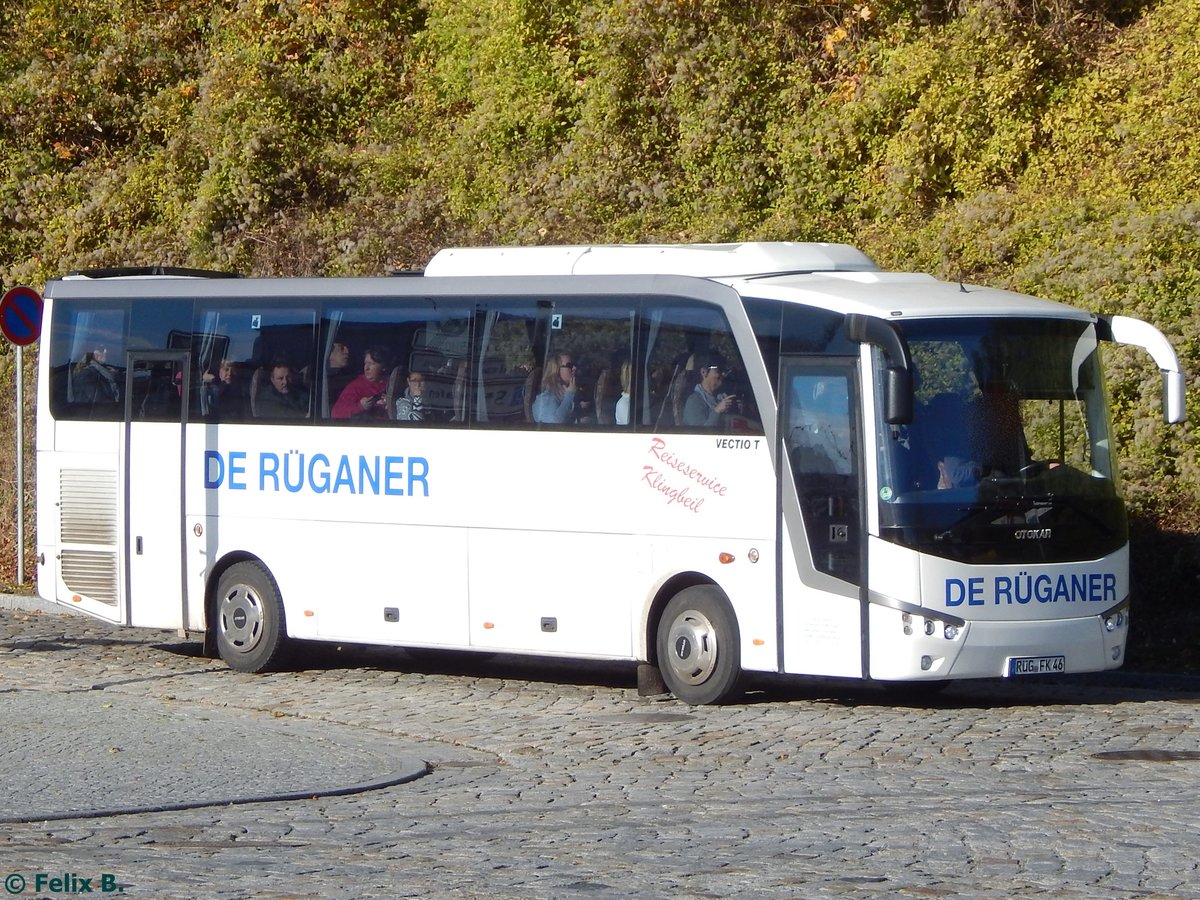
[1014,528,1051,540]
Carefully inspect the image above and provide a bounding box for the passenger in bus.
[614,360,632,425]
[918,393,980,489]
[332,346,391,419]
[257,361,309,418]
[326,341,353,406]
[72,346,121,405]
[394,371,427,421]
[682,354,736,428]
[204,358,245,420]
[532,353,579,424]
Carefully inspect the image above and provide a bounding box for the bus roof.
[424,242,880,278]
[46,242,1091,322]
[739,270,1092,321]
[426,242,1090,322]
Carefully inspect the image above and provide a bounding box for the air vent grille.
[59,469,119,605]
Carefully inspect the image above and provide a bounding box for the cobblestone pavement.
[2,604,1200,899]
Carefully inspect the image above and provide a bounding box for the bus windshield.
[874,317,1126,565]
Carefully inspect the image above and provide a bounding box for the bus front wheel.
[656,586,742,705]
[213,562,288,673]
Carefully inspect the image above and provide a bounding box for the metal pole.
[15,343,23,585]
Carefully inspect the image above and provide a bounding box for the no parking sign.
[2,284,41,586]
[0,285,43,346]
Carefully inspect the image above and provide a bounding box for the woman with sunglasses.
[532,352,579,424]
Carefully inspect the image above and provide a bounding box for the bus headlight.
[1104,611,1126,632]
[943,624,959,641]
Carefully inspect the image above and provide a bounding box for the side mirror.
[845,314,915,425]
[1103,315,1187,425]
[884,367,913,425]
[1166,369,1187,425]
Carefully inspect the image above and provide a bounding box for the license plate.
[1008,655,1066,676]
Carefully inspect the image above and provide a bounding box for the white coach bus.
[34,243,1186,703]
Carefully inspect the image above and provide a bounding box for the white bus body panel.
[779,517,863,678]
[185,426,778,664]
[185,423,470,643]
[127,419,186,629]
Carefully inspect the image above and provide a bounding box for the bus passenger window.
[48,303,128,421]
[193,302,316,423]
[535,305,636,430]
[320,301,471,426]
[643,300,761,434]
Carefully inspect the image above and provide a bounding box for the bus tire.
[213,562,288,673]
[656,586,742,705]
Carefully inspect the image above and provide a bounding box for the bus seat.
[451,359,468,421]
[594,368,615,425]
[249,367,264,418]
[649,364,677,428]
[523,367,542,423]
[669,368,697,427]
[384,366,403,420]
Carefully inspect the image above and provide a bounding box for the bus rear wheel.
[214,562,288,673]
[656,586,742,705]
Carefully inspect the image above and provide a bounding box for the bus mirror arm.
[1100,314,1187,425]
[845,314,914,425]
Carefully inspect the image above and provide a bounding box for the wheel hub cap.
[219,585,263,652]
[665,609,718,685]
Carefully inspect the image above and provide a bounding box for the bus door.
[777,357,865,677]
[122,352,190,629]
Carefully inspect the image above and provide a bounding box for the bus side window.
[524,304,636,430]
[470,301,638,430]
[49,303,128,422]
[643,300,761,435]
[318,300,472,426]
[193,303,315,424]
[473,303,544,428]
